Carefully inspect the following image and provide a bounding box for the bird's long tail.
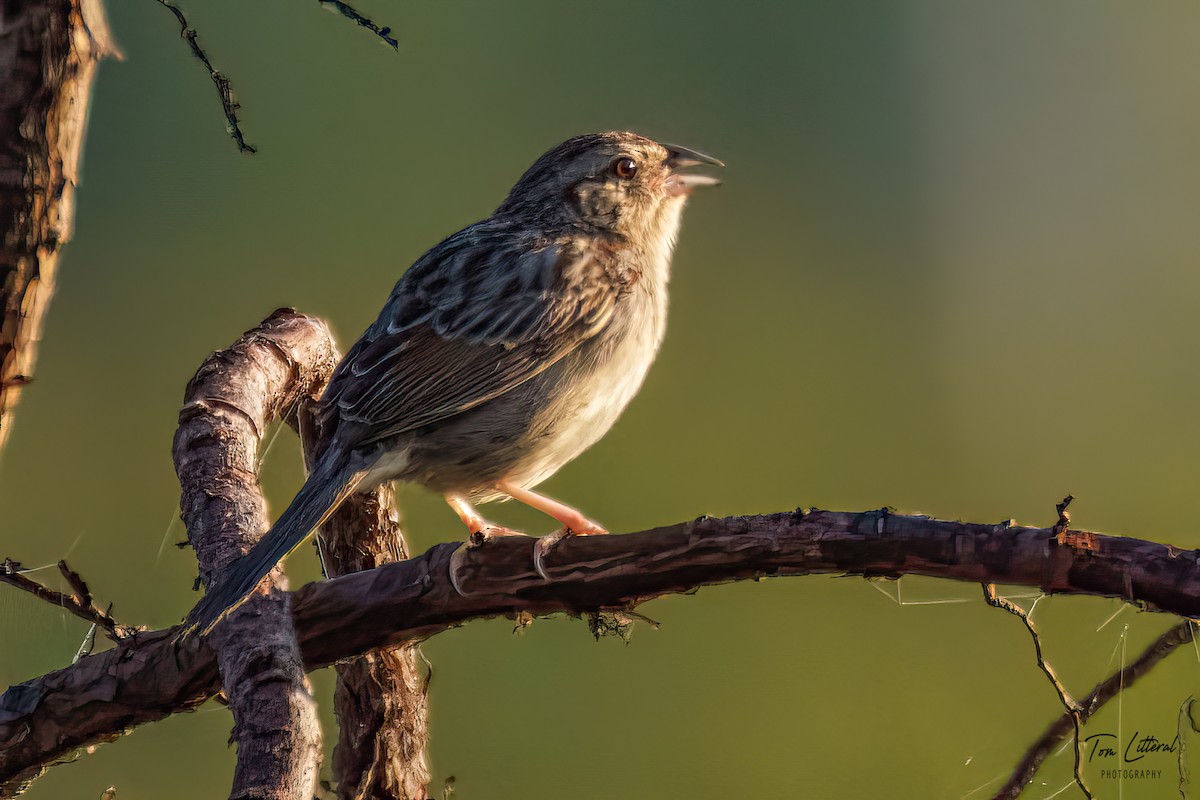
[185,453,368,635]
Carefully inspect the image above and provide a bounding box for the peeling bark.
[320,489,432,800]
[288,327,432,800]
[3,506,1198,795]
[0,0,113,450]
[173,310,333,800]
[174,308,430,800]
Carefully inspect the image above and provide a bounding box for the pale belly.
[504,318,661,491]
[383,284,668,502]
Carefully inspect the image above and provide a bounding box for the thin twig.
[1055,495,1073,531]
[983,584,1093,800]
[57,561,92,609]
[0,558,136,640]
[73,619,99,663]
[318,0,399,48]
[1178,695,1198,797]
[153,0,257,153]
[993,619,1194,799]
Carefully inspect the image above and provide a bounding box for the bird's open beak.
[664,143,723,195]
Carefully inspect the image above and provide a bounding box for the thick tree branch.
[173,309,333,800]
[4,507,1200,795]
[174,308,429,799]
[291,335,431,799]
[320,488,431,800]
[0,0,114,449]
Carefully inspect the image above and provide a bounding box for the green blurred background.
[3,1,1200,797]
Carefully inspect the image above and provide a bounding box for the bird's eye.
[612,157,638,179]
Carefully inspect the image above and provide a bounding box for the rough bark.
[293,345,432,799]
[173,310,332,800]
[320,489,432,800]
[175,308,430,800]
[4,508,1199,795]
[0,0,113,450]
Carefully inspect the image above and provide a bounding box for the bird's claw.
[532,529,568,581]
[448,544,470,597]
[467,525,527,548]
[532,525,607,581]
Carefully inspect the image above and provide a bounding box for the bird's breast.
[510,278,667,490]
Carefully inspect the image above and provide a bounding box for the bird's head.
[496,131,722,241]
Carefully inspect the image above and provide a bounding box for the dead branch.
[173,309,336,800]
[318,0,399,48]
[4,506,1200,795]
[994,620,1195,799]
[292,338,431,798]
[983,584,1091,799]
[153,0,397,154]
[153,0,256,153]
[175,308,429,799]
[319,488,431,799]
[0,559,135,640]
[0,0,114,450]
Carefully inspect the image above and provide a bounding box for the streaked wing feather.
[322,227,617,447]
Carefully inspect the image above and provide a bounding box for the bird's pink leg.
[496,481,608,580]
[445,493,526,548]
[496,481,608,534]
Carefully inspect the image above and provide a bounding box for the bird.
[187,131,721,633]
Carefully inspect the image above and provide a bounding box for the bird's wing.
[321,227,624,447]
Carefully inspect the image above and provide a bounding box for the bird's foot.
[450,527,529,597]
[467,525,528,549]
[532,524,608,581]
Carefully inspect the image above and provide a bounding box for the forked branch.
[993,620,1195,799]
[4,504,1200,794]
[6,310,1200,797]
[0,559,135,640]
[154,0,399,153]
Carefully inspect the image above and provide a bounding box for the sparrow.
[188,131,721,632]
